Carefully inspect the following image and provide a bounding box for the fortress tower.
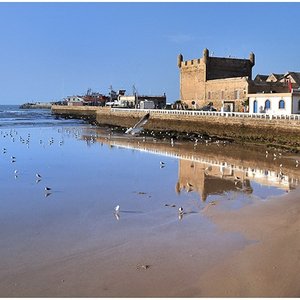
[178,49,255,111]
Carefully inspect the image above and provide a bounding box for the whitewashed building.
[248,90,300,115]
[118,95,136,108]
[66,96,84,106]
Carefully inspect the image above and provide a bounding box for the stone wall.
[206,57,253,80]
[52,106,300,149]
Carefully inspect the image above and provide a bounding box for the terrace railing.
[111,108,300,121]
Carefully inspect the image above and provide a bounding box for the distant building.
[118,95,136,107]
[66,96,84,106]
[178,48,300,112]
[137,94,166,109]
[116,91,166,109]
[82,92,109,106]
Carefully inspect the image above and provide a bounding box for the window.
[298,100,300,111]
[265,99,271,110]
[279,99,285,109]
[234,90,240,99]
[253,100,257,113]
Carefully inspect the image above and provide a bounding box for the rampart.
[51,105,300,150]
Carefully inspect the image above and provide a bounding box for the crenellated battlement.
[179,58,203,68]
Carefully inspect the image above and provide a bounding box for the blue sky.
[0,2,299,105]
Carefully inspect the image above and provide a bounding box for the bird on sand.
[178,207,184,214]
[125,113,150,135]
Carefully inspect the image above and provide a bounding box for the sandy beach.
[198,189,300,297]
[1,123,300,297]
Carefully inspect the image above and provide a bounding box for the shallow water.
[0,109,300,296]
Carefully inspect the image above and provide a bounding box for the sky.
[0,2,300,105]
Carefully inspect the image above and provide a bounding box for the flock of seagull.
[0,129,63,197]
[2,126,188,221]
[2,114,299,223]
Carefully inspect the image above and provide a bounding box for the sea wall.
[51,106,300,149]
[52,106,99,121]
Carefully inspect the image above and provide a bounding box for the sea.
[1,104,300,296]
[0,104,85,128]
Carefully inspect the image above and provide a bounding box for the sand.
[1,125,300,297]
[196,189,300,297]
[2,189,299,297]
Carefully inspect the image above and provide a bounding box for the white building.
[118,95,136,108]
[248,90,300,115]
[66,96,84,106]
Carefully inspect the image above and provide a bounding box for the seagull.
[125,113,150,135]
[115,205,120,213]
[14,170,18,174]
[178,207,184,214]
[36,173,42,179]
[45,187,51,191]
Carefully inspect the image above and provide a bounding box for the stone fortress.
[178,48,300,112]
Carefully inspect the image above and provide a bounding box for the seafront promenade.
[51,105,300,149]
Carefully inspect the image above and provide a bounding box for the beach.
[0,106,300,297]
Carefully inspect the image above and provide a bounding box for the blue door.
[253,100,257,113]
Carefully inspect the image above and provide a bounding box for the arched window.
[253,100,257,113]
[265,99,271,110]
[279,99,285,109]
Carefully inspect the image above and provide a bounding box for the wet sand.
[1,126,300,297]
[1,189,299,297]
[198,189,300,297]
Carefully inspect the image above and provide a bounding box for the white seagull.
[125,113,150,135]
[115,205,120,213]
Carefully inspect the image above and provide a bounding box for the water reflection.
[83,129,300,202]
